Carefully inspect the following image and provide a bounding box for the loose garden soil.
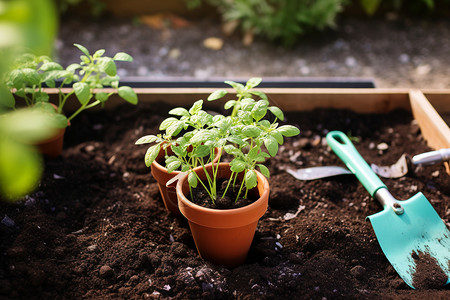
[1,100,449,299]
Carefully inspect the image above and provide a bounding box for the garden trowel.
[326,130,450,289]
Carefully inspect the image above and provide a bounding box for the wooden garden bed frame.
[51,88,450,150]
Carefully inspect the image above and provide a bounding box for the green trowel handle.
[326,131,387,197]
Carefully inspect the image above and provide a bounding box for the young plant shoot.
[137,78,300,204]
[3,44,138,128]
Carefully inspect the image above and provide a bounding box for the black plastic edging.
[46,77,376,89]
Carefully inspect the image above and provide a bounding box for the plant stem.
[231,94,243,118]
[221,171,235,199]
[235,171,246,203]
[67,100,100,122]
[193,170,215,203]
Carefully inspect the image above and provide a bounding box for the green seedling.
[3,43,138,128]
[136,78,300,204]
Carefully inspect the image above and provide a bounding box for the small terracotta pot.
[35,127,67,158]
[176,163,269,268]
[34,104,69,158]
[151,145,221,216]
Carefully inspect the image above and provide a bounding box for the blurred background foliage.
[0,0,58,200]
[58,0,450,47]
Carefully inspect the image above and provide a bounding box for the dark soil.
[1,101,450,299]
[189,179,257,210]
[411,250,448,289]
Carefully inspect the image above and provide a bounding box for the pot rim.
[177,162,269,228]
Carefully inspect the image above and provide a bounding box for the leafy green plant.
[188,0,347,47]
[357,0,447,16]
[3,43,138,128]
[57,0,106,17]
[136,78,300,204]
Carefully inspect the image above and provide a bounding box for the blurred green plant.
[57,0,105,17]
[187,0,347,47]
[4,44,138,127]
[358,0,450,16]
[0,0,58,201]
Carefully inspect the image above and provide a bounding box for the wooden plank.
[409,90,450,149]
[49,88,412,114]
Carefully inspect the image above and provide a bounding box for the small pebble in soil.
[177,267,196,285]
[87,244,98,252]
[1,215,15,228]
[99,265,114,278]
[288,252,305,264]
[350,265,366,279]
[170,242,188,257]
[24,196,37,207]
[377,142,389,152]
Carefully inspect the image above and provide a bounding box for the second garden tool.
[371,148,450,178]
[326,130,450,289]
[288,148,450,180]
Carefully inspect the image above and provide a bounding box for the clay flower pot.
[35,127,67,158]
[34,104,70,158]
[176,162,269,268]
[151,145,221,216]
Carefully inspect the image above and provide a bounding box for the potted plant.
[135,99,222,216]
[136,78,300,267]
[3,43,138,157]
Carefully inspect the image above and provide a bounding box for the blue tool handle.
[326,131,387,197]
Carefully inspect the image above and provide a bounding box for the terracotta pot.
[34,104,69,158]
[176,163,269,267]
[151,145,221,216]
[35,126,67,158]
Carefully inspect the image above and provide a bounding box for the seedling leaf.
[230,159,246,173]
[225,80,244,92]
[73,82,91,105]
[144,144,160,167]
[242,125,261,138]
[251,100,268,121]
[167,160,182,173]
[245,170,257,189]
[95,92,109,102]
[264,135,279,157]
[245,77,262,89]
[189,100,203,114]
[74,43,90,57]
[224,100,236,110]
[277,125,300,137]
[188,172,198,188]
[113,52,133,62]
[208,89,228,101]
[118,86,138,104]
[169,107,190,117]
[159,117,177,130]
[268,106,284,121]
[135,135,158,145]
[257,164,270,178]
[99,57,117,76]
